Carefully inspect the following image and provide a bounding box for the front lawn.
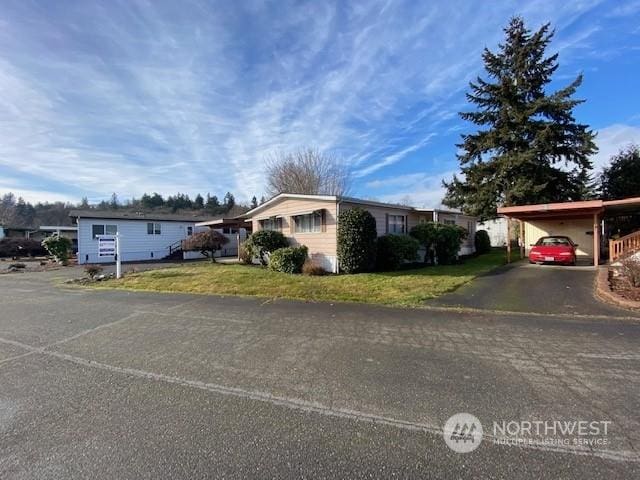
[95,249,517,307]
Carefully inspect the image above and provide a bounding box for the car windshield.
[537,237,572,246]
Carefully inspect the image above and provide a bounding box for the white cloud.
[592,124,640,172]
[0,0,626,204]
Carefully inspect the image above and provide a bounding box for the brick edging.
[594,267,640,311]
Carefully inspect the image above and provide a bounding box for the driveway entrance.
[428,261,638,317]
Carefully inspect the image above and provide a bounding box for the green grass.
[93,249,517,307]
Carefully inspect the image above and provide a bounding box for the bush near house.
[268,245,308,274]
[620,255,640,288]
[435,224,468,264]
[238,241,253,264]
[244,230,288,265]
[337,207,377,273]
[410,222,468,265]
[375,234,420,271]
[474,229,492,255]
[42,235,72,264]
[410,222,438,264]
[183,230,230,262]
[302,259,327,276]
[0,238,47,258]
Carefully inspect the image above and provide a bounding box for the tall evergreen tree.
[194,193,205,209]
[600,145,640,200]
[443,17,597,219]
[250,196,258,209]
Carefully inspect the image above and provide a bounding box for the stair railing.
[609,230,640,262]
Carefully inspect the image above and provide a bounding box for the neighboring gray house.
[70,210,212,264]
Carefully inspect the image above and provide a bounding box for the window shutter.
[321,209,326,233]
[385,213,389,234]
[404,215,408,234]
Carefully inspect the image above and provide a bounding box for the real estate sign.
[97,236,116,257]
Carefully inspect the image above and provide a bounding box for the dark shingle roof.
[68,209,215,223]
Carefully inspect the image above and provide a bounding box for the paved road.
[1,268,639,478]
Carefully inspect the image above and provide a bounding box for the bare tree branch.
[265,148,351,197]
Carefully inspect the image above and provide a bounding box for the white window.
[92,224,117,239]
[260,218,281,231]
[92,225,104,238]
[147,222,161,235]
[388,215,406,234]
[293,212,322,233]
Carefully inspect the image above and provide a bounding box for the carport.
[498,196,640,266]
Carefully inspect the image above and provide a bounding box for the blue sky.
[0,0,639,207]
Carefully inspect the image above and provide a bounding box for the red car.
[529,236,578,265]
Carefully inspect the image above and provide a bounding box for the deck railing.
[609,230,640,262]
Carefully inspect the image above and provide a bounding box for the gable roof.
[69,209,215,223]
[242,193,418,218]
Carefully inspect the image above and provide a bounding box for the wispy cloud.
[0,0,635,204]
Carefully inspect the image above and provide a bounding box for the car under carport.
[498,196,640,266]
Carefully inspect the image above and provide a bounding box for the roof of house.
[69,209,215,223]
[243,193,420,218]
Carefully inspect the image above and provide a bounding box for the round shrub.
[268,245,308,274]
[474,229,491,254]
[42,235,72,264]
[410,222,438,264]
[375,234,420,271]
[434,224,468,264]
[238,241,253,264]
[245,230,288,265]
[302,259,327,276]
[337,207,377,273]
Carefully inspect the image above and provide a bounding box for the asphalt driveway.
[429,261,637,317]
[1,269,639,478]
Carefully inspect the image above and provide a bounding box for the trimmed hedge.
[0,237,47,258]
[42,235,72,263]
[337,207,377,273]
[245,230,288,265]
[474,229,492,254]
[375,234,420,271]
[269,245,308,274]
[410,221,468,265]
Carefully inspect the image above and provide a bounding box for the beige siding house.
[245,194,477,272]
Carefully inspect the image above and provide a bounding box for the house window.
[293,212,322,233]
[388,215,406,234]
[92,224,117,239]
[92,225,105,238]
[187,226,193,236]
[222,227,239,234]
[444,219,456,226]
[260,218,281,231]
[147,222,161,235]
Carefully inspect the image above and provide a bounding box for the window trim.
[147,222,162,235]
[387,214,406,234]
[292,212,322,234]
[92,223,117,239]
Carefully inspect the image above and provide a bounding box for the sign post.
[116,232,122,279]
[98,234,121,279]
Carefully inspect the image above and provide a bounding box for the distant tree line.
[0,190,252,228]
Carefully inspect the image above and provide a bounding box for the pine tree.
[443,17,597,219]
[223,192,235,211]
[109,193,119,209]
[194,193,204,209]
[250,196,258,209]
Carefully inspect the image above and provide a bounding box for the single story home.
[28,226,78,247]
[243,193,477,272]
[498,196,640,265]
[70,210,245,264]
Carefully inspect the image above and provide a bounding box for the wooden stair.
[609,230,640,262]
